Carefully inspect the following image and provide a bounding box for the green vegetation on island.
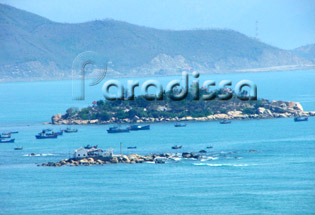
[51,88,314,124]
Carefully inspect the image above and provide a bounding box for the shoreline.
[50,111,315,125]
[1,65,315,83]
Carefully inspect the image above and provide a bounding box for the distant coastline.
[1,65,315,83]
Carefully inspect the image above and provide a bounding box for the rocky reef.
[40,152,209,167]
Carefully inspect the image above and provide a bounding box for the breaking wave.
[193,163,251,167]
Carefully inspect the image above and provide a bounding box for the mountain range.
[0,4,314,81]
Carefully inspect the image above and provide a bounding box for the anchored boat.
[0,134,11,139]
[0,138,15,143]
[172,145,182,149]
[35,129,58,139]
[14,146,23,150]
[10,131,19,134]
[174,123,187,127]
[64,127,78,133]
[294,117,308,122]
[107,126,130,133]
[2,131,18,135]
[220,120,231,124]
[128,125,150,131]
[35,133,58,139]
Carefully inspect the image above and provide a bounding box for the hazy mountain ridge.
[0,4,314,81]
[292,44,315,63]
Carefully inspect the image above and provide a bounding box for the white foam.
[193,163,250,167]
[200,157,218,161]
[23,153,57,157]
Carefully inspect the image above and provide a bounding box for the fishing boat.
[35,129,58,139]
[220,120,231,124]
[14,146,23,150]
[107,126,130,133]
[294,117,308,122]
[64,127,78,133]
[128,124,150,131]
[172,145,182,149]
[35,133,58,139]
[174,123,187,127]
[0,138,15,143]
[0,134,11,139]
[2,131,19,135]
[10,131,19,134]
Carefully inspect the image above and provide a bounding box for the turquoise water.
[0,70,315,215]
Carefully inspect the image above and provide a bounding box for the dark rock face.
[40,151,209,167]
[182,152,191,158]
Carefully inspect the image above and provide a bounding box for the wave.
[23,153,58,157]
[193,163,252,167]
[200,156,218,161]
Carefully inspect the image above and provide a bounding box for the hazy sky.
[1,0,314,49]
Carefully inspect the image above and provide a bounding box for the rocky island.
[41,152,183,167]
[51,89,314,125]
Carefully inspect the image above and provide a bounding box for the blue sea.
[0,70,315,215]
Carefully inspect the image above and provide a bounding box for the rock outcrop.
[40,152,208,167]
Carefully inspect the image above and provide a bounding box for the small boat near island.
[0,134,11,139]
[0,138,15,143]
[174,123,187,127]
[64,127,78,133]
[220,120,231,124]
[2,131,19,135]
[10,131,19,134]
[36,133,58,139]
[128,124,150,131]
[35,129,58,139]
[172,145,182,149]
[107,126,130,133]
[294,117,308,122]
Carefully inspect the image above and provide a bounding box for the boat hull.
[128,125,150,131]
[64,129,78,133]
[35,135,58,139]
[0,138,15,143]
[107,129,130,133]
[174,124,186,127]
[294,117,308,122]
[220,121,231,124]
[0,135,11,139]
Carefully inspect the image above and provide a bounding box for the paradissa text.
[102,72,257,101]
